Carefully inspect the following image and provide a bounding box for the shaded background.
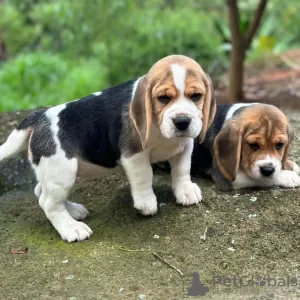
[0,0,299,112]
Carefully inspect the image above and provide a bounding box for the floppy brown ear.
[282,124,294,170]
[199,73,216,143]
[129,76,152,149]
[213,120,243,182]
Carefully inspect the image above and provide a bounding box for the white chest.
[148,139,189,163]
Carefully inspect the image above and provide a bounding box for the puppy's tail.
[0,129,31,161]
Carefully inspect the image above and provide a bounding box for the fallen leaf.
[11,247,28,254]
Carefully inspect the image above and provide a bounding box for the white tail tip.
[0,129,30,161]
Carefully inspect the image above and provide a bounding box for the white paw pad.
[292,162,300,175]
[174,181,202,206]
[66,201,89,220]
[133,193,158,216]
[277,170,300,188]
[34,183,42,198]
[58,220,93,242]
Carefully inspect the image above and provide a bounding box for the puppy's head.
[214,104,293,181]
[130,55,216,148]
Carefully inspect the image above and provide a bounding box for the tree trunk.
[226,0,268,103]
[228,43,246,102]
[0,30,7,62]
[0,0,7,62]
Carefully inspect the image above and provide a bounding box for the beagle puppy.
[0,55,216,242]
[190,103,300,191]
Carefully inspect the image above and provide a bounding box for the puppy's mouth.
[160,128,197,140]
[176,131,189,136]
[161,130,190,139]
[174,130,195,138]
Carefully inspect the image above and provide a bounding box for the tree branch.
[226,0,241,45]
[244,0,268,49]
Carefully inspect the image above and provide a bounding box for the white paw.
[173,181,202,206]
[56,219,93,242]
[34,183,42,198]
[133,192,158,216]
[65,201,89,220]
[292,162,300,175]
[276,170,300,188]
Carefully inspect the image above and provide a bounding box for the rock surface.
[1,109,300,299]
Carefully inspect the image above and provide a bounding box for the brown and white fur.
[0,55,216,242]
[190,103,300,190]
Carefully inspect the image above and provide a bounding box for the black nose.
[172,116,191,131]
[260,166,275,177]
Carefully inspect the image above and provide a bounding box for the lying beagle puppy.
[0,55,216,242]
[191,103,300,191]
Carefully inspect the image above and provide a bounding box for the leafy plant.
[0,53,108,111]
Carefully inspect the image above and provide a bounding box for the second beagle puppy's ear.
[199,73,216,143]
[130,76,152,149]
[282,124,294,170]
[213,120,243,182]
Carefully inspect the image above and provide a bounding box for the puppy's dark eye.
[190,93,202,102]
[158,95,171,104]
[275,143,284,150]
[249,143,260,151]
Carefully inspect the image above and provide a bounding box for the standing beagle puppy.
[0,55,216,242]
[191,103,300,191]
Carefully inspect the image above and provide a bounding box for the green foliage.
[210,0,300,61]
[0,1,224,111]
[253,1,300,54]
[0,0,299,111]
[240,0,300,57]
[104,7,222,84]
[0,3,40,55]
[0,53,108,111]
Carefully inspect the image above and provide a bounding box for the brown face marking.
[214,104,292,181]
[146,55,215,137]
[130,55,216,147]
[238,105,290,176]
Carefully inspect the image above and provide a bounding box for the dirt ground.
[1,96,300,299]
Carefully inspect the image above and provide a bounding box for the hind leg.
[34,177,89,220]
[36,155,92,242]
[34,183,88,220]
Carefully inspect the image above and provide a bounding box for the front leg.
[233,165,300,189]
[169,139,202,206]
[121,151,158,216]
[284,160,300,175]
[273,169,300,188]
